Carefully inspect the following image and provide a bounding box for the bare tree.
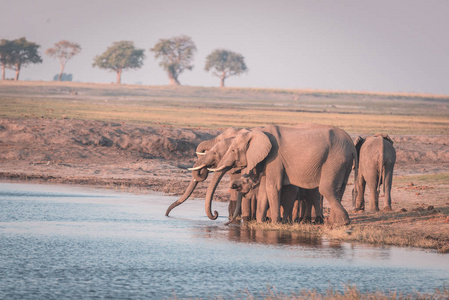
[46,40,81,81]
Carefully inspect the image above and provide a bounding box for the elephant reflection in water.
[227,225,322,247]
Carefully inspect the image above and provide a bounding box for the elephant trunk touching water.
[205,169,229,220]
[165,179,199,216]
[208,124,357,226]
[165,128,245,218]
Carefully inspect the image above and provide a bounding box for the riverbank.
[1,117,448,252]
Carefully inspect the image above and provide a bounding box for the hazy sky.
[2,0,449,94]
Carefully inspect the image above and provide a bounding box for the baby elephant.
[230,172,323,224]
[353,133,396,212]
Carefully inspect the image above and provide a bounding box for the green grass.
[395,173,449,185]
[1,81,449,134]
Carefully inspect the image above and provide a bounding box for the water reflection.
[1,182,448,300]
[226,226,322,247]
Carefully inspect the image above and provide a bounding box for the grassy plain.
[1,80,448,134]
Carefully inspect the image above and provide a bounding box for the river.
[0,182,448,299]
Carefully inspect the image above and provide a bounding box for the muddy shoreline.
[1,118,449,251]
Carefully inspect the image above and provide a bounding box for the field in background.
[1,81,448,134]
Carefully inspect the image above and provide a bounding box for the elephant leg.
[302,194,313,224]
[267,187,281,223]
[228,201,236,219]
[292,198,300,223]
[320,181,350,226]
[354,176,366,211]
[280,185,298,223]
[367,178,380,212]
[383,169,394,211]
[241,194,252,222]
[250,193,257,220]
[297,199,306,223]
[256,177,268,223]
[228,188,239,219]
[321,161,352,226]
[310,189,323,224]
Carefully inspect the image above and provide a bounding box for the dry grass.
[244,221,449,253]
[1,81,448,134]
[250,285,449,300]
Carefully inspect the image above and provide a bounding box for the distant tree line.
[0,35,247,87]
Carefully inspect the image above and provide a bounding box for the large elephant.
[208,124,357,226]
[353,133,396,212]
[165,127,246,218]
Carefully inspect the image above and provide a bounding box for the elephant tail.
[352,148,359,207]
[377,141,385,195]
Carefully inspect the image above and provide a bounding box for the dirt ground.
[1,118,449,251]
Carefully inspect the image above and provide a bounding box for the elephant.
[353,133,396,212]
[229,170,323,224]
[165,127,246,218]
[208,124,357,226]
[291,188,324,224]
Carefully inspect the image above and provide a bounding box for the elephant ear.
[374,132,394,144]
[244,130,272,174]
[354,136,365,158]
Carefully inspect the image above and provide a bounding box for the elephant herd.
[165,124,396,227]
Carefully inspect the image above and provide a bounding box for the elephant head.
[190,127,241,182]
[205,130,272,220]
[230,173,258,195]
[189,138,235,174]
[210,130,272,175]
[165,128,243,217]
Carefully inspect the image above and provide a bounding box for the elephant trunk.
[165,179,199,216]
[205,170,228,220]
[192,168,209,182]
[225,192,242,225]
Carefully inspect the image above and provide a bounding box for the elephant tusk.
[208,165,227,172]
[188,164,207,171]
[196,152,206,156]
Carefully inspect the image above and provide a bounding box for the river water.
[0,182,448,299]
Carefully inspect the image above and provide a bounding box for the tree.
[46,40,81,81]
[7,38,42,81]
[0,39,13,80]
[92,41,145,84]
[151,35,197,85]
[205,49,247,87]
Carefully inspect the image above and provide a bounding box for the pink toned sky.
[2,0,449,94]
